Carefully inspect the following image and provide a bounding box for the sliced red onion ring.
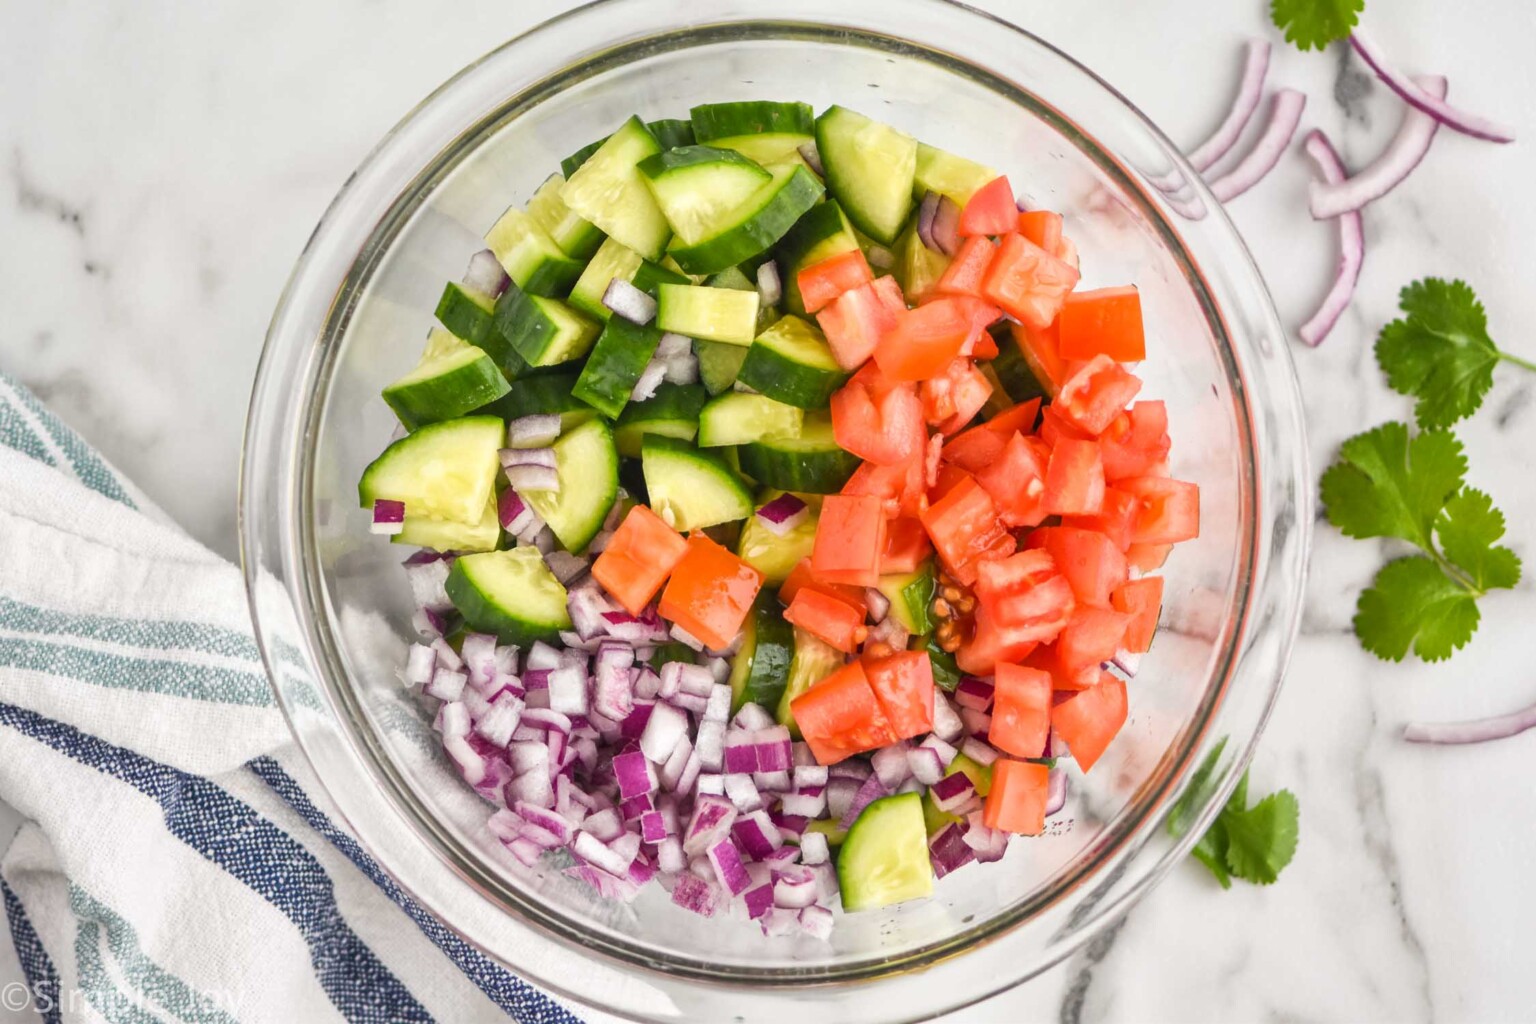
[917,191,940,251]
[754,493,808,535]
[631,359,667,402]
[1310,75,1447,220]
[1350,34,1514,144]
[500,447,556,471]
[756,261,783,308]
[1207,89,1306,203]
[931,193,961,256]
[1188,40,1273,173]
[504,464,559,493]
[1404,700,1536,745]
[370,499,405,535]
[1298,130,1365,348]
[463,248,510,298]
[603,277,658,324]
[507,414,561,450]
[796,141,824,176]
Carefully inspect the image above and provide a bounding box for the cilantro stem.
[1498,349,1536,374]
[1426,542,1484,598]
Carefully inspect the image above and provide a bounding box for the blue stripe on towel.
[1,875,63,1024]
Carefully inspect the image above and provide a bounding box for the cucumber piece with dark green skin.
[632,258,691,295]
[736,490,819,584]
[613,382,707,457]
[737,413,860,493]
[523,418,620,553]
[559,116,671,260]
[694,340,749,396]
[526,174,605,260]
[893,217,951,304]
[656,283,760,345]
[358,416,504,525]
[666,163,825,276]
[774,200,861,314]
[482,372,598,431]
[690,101,816,167]
[697,392,803,447]
[394,493,501,553]
[446,548,572,645]
[990,325,1052,404]
[775,626,846,735]
[737,315,848,409]
[877,562,937,636]
[382,329,511,431]
[838,793,933,911]
[493,285,602,368]
[640,434,753,532]
[638,146,774,246]
[484,206,585,298]
[912,142,998,206]
[814,106,918,246]
[561,118,696,179]
[705,265,779,334]
[728,592,796,714]
[569,238,691,322]
[572,316,663,419]
[434,282,498,346]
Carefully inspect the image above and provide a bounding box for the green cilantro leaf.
[1354,556,1480,662]
[1191,820,1232,889]
[1222,789,1301,885]
[1320,423,1466,547]
[1376,280,1497,427]
[1270,0,1364,51]
[1436,489,1523,591]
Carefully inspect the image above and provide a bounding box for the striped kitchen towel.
[0,371,605,1024]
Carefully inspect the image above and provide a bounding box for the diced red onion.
[798,904,834,940]
[961,813,1009,863]
[566,584,613,641]
[929,821,976,878]
[630,359,667,402]
[732,703,775,731]
[668,623,705,652]
[640,700,689,764]
[755,261,783,308]
[923,192,961,256]
[474,693,524,747]
[707,838,752,895]
[657,734,693,789]
[592,643,636,721]
[1310,75,1447,220]
[732,809,783,859]
[862,586,891,624]
[743,882,775,920]
[439,700,471,739]
[959,707,991,739]
[695,719,725,772]
[506,762,554,808]
[929,772,976,813]
[430,638,464,673]
[907,745,947,787]
[1404,700,1536,745]
[524,641,563,671]
[931,693,965,743]
[780,789,826,817]
[572,831,631,877]
[1045,770,1069,816]
[504,464,559,494]
[640,810,668,842]
[656,836,685,874]
[754,493,809,536]
[1297,130,1364,348]
[954,676,994,712]
[403,643,436,688]
[724,731,758,774]
[602,277,659,324]
[1207,89,1306,203]
[838,774,889,830]
[772,873,818,910]
[1109,648,1142,679]
[871,742,913,790]
[683,794,739,856]
[405,559,453,612]
[464,248,511,298]
[633,666,661,700]
[410,607,446,639]
[960,737,998,766]
[696,773,724,797]
[545,664,587,715]
[752,770,792,793]
[458,633,497,689]
[506,415,561,450]
[796,832,829,869]
[662,353,699,386]
[796,141,824,176]
[672,873,724,917]
[674,748,704,796]
[1350,34,1514,144]
[650,332,688,360]
[702,685,731,724]
[612,749,657,799]
[495,489,532,536]
[724,773,764,813]
[370,499,405,535]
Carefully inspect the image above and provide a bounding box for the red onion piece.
[1298,130,1365,347]
[756,261,783,308]
[1188,40,1274,172]
[1310,75,1447,220]
[796,141,824,177]
[654,332,691,360]
[931,194,961,256]
[929,821,976,878]
[602,277,658,324]
[1045,770,1069,817]
[1207,89,1307,203]
[500,447,556,471]
[754,492,808,535]
[1350,34,1514,144]
[865,244,894,270]
[837,774,889,830]
[1404,701,1536,745]
[954,676,995,712]
[630,359,667,402]
[463,248,510,298]
[504,464,559,494]
[370,499,405,535]
[507,414,561,450]
[863,586,891,623]
[662,352,699,386]
[917,191,940,251]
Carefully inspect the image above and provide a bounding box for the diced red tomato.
[976,432,1049,527]
[798,249,874,314]
[830,371,924,465]
[783,588,868,654]
[1026,527,1128,609]
[981,397,1042,438]
[871,274,908,314]
[1099,401,1171,481]
[791,660,899,764]
[1063,486,1137,550]
[935,235,996,297]
[967,330,1000,360]
[1043,437,1106,516]
[981,233,1080,330]
[591,504,689,615]
[864,650,935,740]
[957,602,1039,676]
[1024,642,1099,691]
[942,426,1007,474]
[1016,210,1063,253]
[1112,576,1164,653]
[958,176,1018,237]
[973,549,1075,643]
[1055,355,1144,436]
[927,460,973,505]
[881,516,932,574]
[1058,285,1146,362]
[1038,403,1093,449]
[983,759,1050,834]
[922,357,994,434]
[1055,235,1080,272]
[1051,673,1127,772]
[989,663,1053,758]
[842,451,926,520]
[1126,542,1173,573]
[1009,321,1069,398]
[811,494,886,587]
[658,535,764,650]
[780,558,867,615]
[1055,606,1132,675]
[817,280,900,370]
[1120,476,1200,544]
[919,476,1015,586]
[874,298,981,381]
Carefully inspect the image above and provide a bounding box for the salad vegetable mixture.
[358,100,1199,935]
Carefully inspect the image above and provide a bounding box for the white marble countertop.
[4,1,1535,1020]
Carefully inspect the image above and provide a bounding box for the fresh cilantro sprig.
[1321,422,1522,661]
[1171,745,1300,888]
[1376,279,1536,428]
[1270,0,1364,51]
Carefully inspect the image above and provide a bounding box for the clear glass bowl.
[239,1,1310,1019]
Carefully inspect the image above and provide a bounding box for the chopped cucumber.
[737,413,860,493]
[803,817,847,847]
[648,640,700,668]
[737,491,820,584]
[737,315,848,409]
[434,282,498,346]
[569,238,690,322]
[382,329,510,430]
[876,562,937,636]
[814,106,918,246]
[990,326,1053,404]
[656,284,759,345]
[690,101,816,167]
[912,142,998,206]
[614,382,707,457]
[477,290,534,380]
[666,163,825,275]
[640,434,753,532]
[526,174,605,260]
[522,418,620,553]
[493,285,602,368]
[358,415,504,526]
[775,200,860,314]
[837,793,933,912]
[893,217,952,304]
[446,548,572,645]
[775,626,846,735]
[481,372,597,432]
[694,340,749,395]
[572,316,663,419]
[484,206,585,298]
[697,392,803,447]
[560,116,671,259]
[948,752,993,797]
[561,118,696,178]
[727,592,795,714]
[705,265,756,291]
[394,493,500,553]
[638,145,773,246]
